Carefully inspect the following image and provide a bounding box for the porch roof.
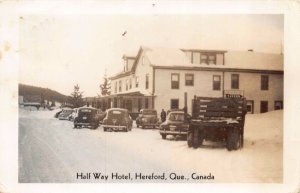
[99,91,154,99]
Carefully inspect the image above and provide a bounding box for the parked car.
[159,111,191,139]
[58,108,73,120]
[54,110,62,118]
[68,108,79,121]
[74,107,100,129]
[136,109,159,129]
[102,108,133,132]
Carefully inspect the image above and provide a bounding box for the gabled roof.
[110,46,283,80]
[109,71,133,80]
[143,47,283,72]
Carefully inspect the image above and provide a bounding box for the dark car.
[102,108,133,132]
[58,108,73,120]
[159,111,190,139]
[74,107,100,129]
[136,109,159,129]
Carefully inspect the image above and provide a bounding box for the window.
[145,98,149,109]
[126,79,129,91]
[231,74,239,89]
[170,99,179,109]
[171,73,180,89]
[213,75,221,90]
[145,74,149,89]
[246,100,254,114]
[114,81,117,93]
[185,74,194,86]
[208,55,216,64]
[260,101,268,113]
[200,54,207,64]
[135,76,139,88]
[118,80,122,92]
[129,78,132,89]
[261,75,269,90]
[200,53,216,64]
[274,101,283,110]
[113,98,117,108]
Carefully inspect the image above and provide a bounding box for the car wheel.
[142,125,145,129]
[227,128,240,151]
[161,134,166,139]
[192,129,200,149]
[136,124,139,128]
[103,127,107,132]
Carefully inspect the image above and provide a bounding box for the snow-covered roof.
[224,51,283,71]
[142,47,283,72]
[111,89,153,97]
[143,46,192,66]
[109,46,283,80]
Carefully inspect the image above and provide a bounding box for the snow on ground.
[18,108,283,183]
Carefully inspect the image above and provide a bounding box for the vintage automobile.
[58,108,73,120]
[102,108,133,132]
[74,107,100,129]
[68,108,79,121]
[136,109,159,129]
[54,109,62,118]
[159,111,191,139]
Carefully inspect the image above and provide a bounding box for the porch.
[93,91,155,120]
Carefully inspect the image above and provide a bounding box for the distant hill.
[19,84,67,103]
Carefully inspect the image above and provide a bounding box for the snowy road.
[19,108,283,183]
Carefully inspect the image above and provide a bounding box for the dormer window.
[129,78,132,89]
[135,76,139,88]
[183,50,225,65]
[200,53,216,65]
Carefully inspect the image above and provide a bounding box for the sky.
[19,14,283,97]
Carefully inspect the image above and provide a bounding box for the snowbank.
[245,110,283,142]
[18,108,283,183]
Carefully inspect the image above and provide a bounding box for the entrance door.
[126,100,132,112]
[246,100,254,114]
[260,101,268,113]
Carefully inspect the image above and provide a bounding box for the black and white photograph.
[1,1,300,193]
[18,14,283,183]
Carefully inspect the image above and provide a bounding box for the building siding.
[155,69,283,114]
[154,69,223,114]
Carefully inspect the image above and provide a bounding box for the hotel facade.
[95,46,283,117]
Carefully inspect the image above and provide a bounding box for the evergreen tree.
[70,84,84,108]
[99,72,111,96]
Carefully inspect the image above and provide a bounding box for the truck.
[184,94,247,151]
